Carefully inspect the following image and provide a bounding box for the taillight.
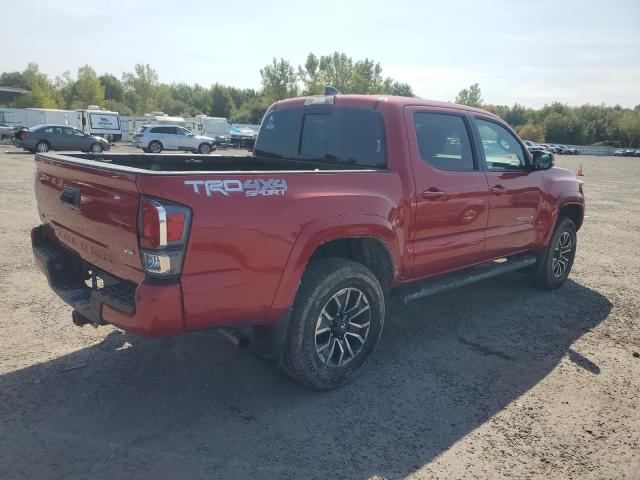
[138,197,191,278]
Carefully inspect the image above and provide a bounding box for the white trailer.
[77,108,122,141]
[186,115,231,137]
[24,108,78,128]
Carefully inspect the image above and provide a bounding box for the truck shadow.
[0,274,611,479]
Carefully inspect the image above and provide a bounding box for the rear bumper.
[32,225,184,337]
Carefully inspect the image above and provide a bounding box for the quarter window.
[475,119,526,171]
[414,113,474,171]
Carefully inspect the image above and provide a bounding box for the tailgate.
[35,155,144,284]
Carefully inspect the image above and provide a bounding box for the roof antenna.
[324,86,342,96]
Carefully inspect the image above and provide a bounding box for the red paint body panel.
[32,95,584,337]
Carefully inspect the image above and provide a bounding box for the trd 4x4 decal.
[184,179,287,197]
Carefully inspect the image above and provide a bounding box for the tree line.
[455,83,640,147]
[0,53,412,125]
[1,59,639,146]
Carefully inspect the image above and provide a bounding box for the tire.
[198,143,212,155]
[531,217,577,290]
[148,141,163,154]
[142,148,149,153]
[89,143,103,153]
[35,141,50,153]
[282,257,385,390]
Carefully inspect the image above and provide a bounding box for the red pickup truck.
[32,93,584,389]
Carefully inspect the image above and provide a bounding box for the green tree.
[232,95,271,124]
[0,71,28,89]
[517,123,545,142]
[123,64,159,114]
[69,65,105,108]
[387,81,414,97]
[618,112,640,147]
[12,63,58,108]
[455,83,483,107]
[209,83,235,118]
[298,53,323,95]
[99,74,124,103]
[260,58,298,101]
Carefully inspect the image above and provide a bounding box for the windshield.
[255,107,387,169]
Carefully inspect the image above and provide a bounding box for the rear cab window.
[255,107,387,169]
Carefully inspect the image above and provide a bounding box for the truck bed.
[59,153,377,173]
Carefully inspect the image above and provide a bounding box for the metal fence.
[571,145,616,156]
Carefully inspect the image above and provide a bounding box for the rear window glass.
[414,112,475,171]
[255,107,386,168]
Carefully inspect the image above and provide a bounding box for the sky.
[1,0,639,108]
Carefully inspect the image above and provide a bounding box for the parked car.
[0,123,17,140]
[635,150,640,157]
[230,124,257,149]
[13,124,110,153]
[613,149,625,156]
[563,146,579,155]
[132,125,216,154]
[31,93,584,389]
[624,149,636,157]
[523,140,545,154]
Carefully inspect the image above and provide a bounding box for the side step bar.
[397,254,537,304]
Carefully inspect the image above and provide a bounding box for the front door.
[405,107,490,278]
[471,116,545,258]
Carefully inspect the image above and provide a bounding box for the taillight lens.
[138,197,191,278]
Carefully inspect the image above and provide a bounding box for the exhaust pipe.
[217,327,250,349]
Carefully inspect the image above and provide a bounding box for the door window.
[414,112,475,171]
[177,127,193,136]
[475,119,526,171]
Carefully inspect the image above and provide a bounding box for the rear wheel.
[531,217,577,289]
[198,143,212,155]
[89,143,103,153]
[282,258,385,390]
[35,141,50,153]
[148,141,163,153]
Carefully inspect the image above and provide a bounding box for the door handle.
[421,188,446,200]
[490,185,508,196]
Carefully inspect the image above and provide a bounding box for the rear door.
[41,126,64,149]
[471,116,545,257]
[175,126,195,150]
[405,107,490,278]
[162,126,178,150]
[35,156,144,283]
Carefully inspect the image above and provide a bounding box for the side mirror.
[531,150,554,170]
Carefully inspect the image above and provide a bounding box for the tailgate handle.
[60,186,81,209]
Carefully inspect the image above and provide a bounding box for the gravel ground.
[0,147,638,480]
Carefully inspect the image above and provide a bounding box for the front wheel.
[282,258,385,390]
[531,217,577,289]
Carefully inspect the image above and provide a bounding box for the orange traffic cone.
[577,163,584,176]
